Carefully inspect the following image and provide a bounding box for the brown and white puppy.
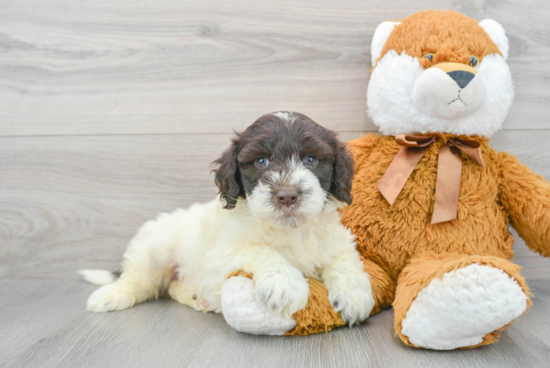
[80,112,374,333]
[215,111,354,227]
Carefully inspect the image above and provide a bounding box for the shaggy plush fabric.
[367,10,514,137]
[222,271,346,336]
[289,255,396,334]
[219,10,550,349]
[344,134,514,280]
[370,21,400,67]
[376,10,501,67]
[221,272,298,336]
[277,132,545,341]
[285,277,346,336]
[399,262,528,349]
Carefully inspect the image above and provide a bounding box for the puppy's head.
[213,111,354,228]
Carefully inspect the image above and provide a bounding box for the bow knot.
[378,134,485,224]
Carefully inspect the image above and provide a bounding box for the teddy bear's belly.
[342,161,515,280]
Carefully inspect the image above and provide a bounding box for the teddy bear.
[219,10,550,350]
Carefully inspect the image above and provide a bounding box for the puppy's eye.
[255,157,269,167]
[422,53,434,62]
[469,55,479,68]
[304,156,318,166]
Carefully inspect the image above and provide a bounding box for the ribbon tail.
[450,139,485,167]
[431,145,463,224]
[378,146,428,205]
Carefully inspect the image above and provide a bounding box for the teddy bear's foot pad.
[401,264,528,350]
[221,275,296,335]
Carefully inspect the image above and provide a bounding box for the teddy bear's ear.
[479,19,509,60]
[371,21,400,67]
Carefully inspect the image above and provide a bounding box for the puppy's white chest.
[267,229,322,277]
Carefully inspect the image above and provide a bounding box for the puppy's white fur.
[84,157,374,326]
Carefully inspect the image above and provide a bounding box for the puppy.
[80,112,375,325]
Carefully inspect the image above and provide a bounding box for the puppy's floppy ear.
[329,141,354,205]
[213,134,245,209]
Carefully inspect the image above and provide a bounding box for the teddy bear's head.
[367,10,513,137]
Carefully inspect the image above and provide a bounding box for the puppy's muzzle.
[277,189,299,207]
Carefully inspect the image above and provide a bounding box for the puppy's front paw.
[254,269,309,317]
[87,284,136,312]
[328,275,374,326]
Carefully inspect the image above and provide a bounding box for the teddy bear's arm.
[498,151,550,258]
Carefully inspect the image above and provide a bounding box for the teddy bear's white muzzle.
[412,66,486,119]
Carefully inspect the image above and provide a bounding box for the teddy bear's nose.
[433,62,477,89]
[447,70,476,89]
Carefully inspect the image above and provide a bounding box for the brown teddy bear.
[220,10,550,350]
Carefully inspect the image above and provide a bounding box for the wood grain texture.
[0,279,549,368]
[1,0,550,365]
[0,134,223,278]
[1,131,549,280]
[1,0,549,136]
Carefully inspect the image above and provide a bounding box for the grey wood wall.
[1,0,550,280]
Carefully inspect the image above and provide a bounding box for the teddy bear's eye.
[469,56,479,68]
[422,53,434,62]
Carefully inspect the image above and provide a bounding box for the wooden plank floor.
[1,0,550,366]
[0,279,549,368]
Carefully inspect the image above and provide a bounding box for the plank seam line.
[0,129,546,139]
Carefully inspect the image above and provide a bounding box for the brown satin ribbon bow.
[378,134,485,224]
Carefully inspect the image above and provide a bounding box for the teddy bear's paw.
[401,264,528,350]
[221,275,297,335]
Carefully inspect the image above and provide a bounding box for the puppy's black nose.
[277,189,298,206]
[447,70,475,89]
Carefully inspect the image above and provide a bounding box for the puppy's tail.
[78,269,120,286]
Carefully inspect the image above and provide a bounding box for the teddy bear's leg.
[393,254,531,350]
[221,271,345,335]
[221,259,395,336]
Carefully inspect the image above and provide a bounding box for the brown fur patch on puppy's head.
[376,10,501,69]
[213,112,354,210]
